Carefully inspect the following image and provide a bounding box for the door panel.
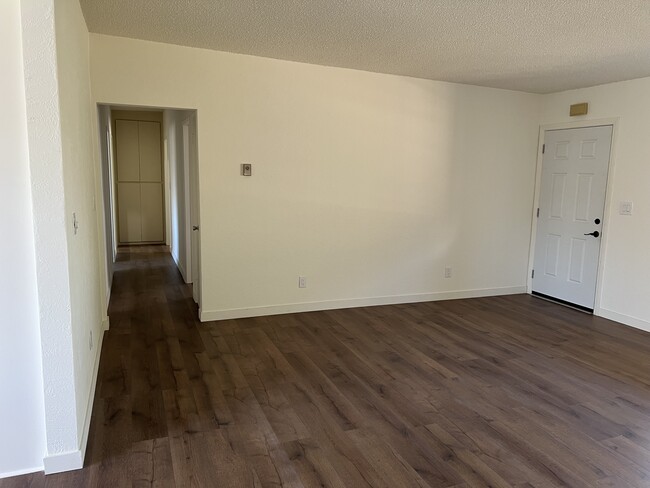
[532,125,612,309]
[549,173,566,218]
[140,183,164,242]
[117,182,141,243]
[138,121,162,182]
[115,120,139,182]
[568,238,586,283]
[574,174,593,221]
[114,117,165,245]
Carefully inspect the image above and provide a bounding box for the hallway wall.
[13,0,107,474]
[55,0,106,452]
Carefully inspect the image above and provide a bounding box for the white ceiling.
[79,0,650,94]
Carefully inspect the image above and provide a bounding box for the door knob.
[584,231,600,237]
[192,226,199,231]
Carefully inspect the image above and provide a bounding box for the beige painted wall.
[90,34,542,319]
[541,77,650,330]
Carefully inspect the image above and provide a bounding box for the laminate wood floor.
[5,246,650,487]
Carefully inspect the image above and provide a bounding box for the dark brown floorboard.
[4,246,650,487]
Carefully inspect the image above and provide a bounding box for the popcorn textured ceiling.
[80,0,650,93]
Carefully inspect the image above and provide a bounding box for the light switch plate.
[241,163,252,176]
[620,201,633,216]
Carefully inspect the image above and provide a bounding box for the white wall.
[90,34,541,319]
[0,0,47,477]
[541,78,650,330]
[97,105,115,298]
[165,109,197,282]
[20,0,80,471]
[165,110,187,278]
[54,0,106,455]
[17,0,106,474]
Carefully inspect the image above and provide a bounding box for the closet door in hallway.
[116,119,164,244]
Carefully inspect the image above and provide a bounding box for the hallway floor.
[4,246,650,486]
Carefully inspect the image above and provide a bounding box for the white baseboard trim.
[200,286,526,322]
[43,450,83,475]
[43,322,107,475]
[79,323,106,460]
[0,465,43,480]
[597,308,650,333]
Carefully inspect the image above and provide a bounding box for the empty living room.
[2,0,650,486]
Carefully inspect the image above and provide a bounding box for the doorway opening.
[96,104,201,309]
[529,124,614,312]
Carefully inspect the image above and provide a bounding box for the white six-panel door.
[532,125,612,309]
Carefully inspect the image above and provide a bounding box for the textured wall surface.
[20,0,79,458]
[0,0,47,478]
[80,0,650,93]
[54,0,105,446]
[17,0,106,473]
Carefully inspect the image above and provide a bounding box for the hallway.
[5,247,650,486]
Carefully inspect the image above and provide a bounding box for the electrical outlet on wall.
[298,276,307,288]
[89,330,93,350]
[444,266,452,278]
[620,201,633,216]
[73,212,79,235]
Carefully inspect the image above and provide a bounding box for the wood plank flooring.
[4,246,650,487]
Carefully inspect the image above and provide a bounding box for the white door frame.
[181,112,201,309]
[527,117,619,316]
[182,118,193,283]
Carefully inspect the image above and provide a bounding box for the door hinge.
[531,269,535,279]
[536,208,540,218]
[542,144,545,154]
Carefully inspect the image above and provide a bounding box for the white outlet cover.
[619,201,633,216]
